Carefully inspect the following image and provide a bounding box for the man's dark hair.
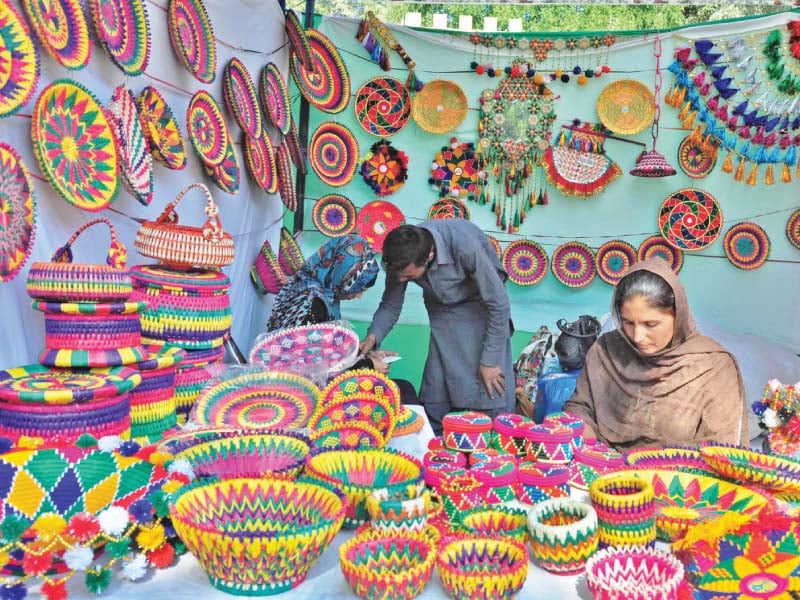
[381,225,434,276]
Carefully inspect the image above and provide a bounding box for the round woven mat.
[637,235,684,274]
[354,76,412,137]
[502,239,548,286]
[167,0,217,83]
[0,2,39,117]
[658,188,722,251]
[0,143,36,283]
[89,0,150,76]
[596,79,655,135]
[551,241,596,288]
[356,200,405,253]
[412,79,468,134]
[595,239,637,285]
[723,222,770,271]
[313,194,357,237]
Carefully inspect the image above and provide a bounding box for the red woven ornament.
[354,76,412,137]
[360,139,408,197]
[428,197,470,221]
[356,200,405,253]
[658,188,723,251]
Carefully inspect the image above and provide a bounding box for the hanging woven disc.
[487,235,502,261]
[88,0,150,76]
[0,2,39,117]
[203,127,239,195]
[596,79,655,135]
[243,129,277,194]
[223,57,262,140]
[313,194,357,237]
[106,85,153,206]
[502,239,548,286]
[638,235,684,274]
[354,76,412,137]
[551,241,596,288]
[412,79,468,134]
[275,142,296,211]
[31,80,119,212]
[167,0,217,84]
[284,9,313,72]
[360,139,408,197]
[428,198,470,221]
[22,0,91,70]
[309,122,359,187]
[786,209,800,250]
[658,188,722,251]
[187,89,229,167]
[677,135,717,179]
[286,118,307,175]
[430,139,481,201]
[723,222,770,270]
[0,143,36,283]
[259,62,291,136]
[137,85,187,170]
[595,239,637,285]
[290,28,350,114]
[356,200,405,253]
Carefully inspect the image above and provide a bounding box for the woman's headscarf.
[267,234,379,330]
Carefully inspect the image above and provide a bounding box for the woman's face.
[619,295,675,355]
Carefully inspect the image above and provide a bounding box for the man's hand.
[358,334,377,357]
[479,364,505,399]
[369,356,390,374]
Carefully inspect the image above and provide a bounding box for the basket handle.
[51,218,127,269]
[155,182,226,242]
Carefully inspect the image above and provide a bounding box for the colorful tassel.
[682,111,697,130]
[677,102,691,121]
[734,157,745,181]
[746,162,758,185]
[764,164,774,185]
[782,163,792,182]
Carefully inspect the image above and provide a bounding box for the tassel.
[746,162,758,185]
[405,70,424,92]
[765,164,774,185]
[678,102,691,121]
[782,163,792,182]
[797,161,800,179]
[734,157,746,181]
[722,150,734,173]
[682,111,697,130]
[541,190,549,206]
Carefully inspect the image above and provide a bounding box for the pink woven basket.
[585,545,684,600]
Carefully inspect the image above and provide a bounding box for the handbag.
[134,182,234,269]
[555,315,601,370]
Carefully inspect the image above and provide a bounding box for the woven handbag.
[134,182,234,269]
[26,217,132,302]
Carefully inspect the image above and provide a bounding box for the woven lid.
[493,412,534,435]
[0,364,141,404]
[524,422,574,443]
[442,410,493,433]
[31,300,147,315]
[131,264,230,292]
[472,457,517,484]
[136,343,186,371]
[544,411,586,434]
[518,461,570,485]
[412,79,468,134]
[629,149,677,178]
[596,79,655,135]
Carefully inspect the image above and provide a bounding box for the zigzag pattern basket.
[437,536,529,600]
[366,483,430,535]
[590,473,656,548]
[527,498,599,575]
[585,545,684,600]
[173,346,225,421]
[458,505,529,546]
[442,410,493,452]
[130,343,185,440]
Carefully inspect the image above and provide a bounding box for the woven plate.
[356,200,405,253]
[0,2,39,117]
[659,188,722,251]
[700,445,800,494]
[167,0,216,83]
[22,0,90,70]
[787,209,800,250]
[137,85,187,170]
[428,198,470,221]
[677,135,716,179]
[354,76,412,137]
[286,118,306,175]
[502,239,548,286]
[259,62,291,136]
[249,322,360,375]
[203,126,240,195]
[551,241,596,288]
[596,79,655,135]
[244,129,277,194]
[487,235,502,260]
[31,80,118,212]
[0,364,141,404]
[106,84,153,206]
[313,194,357,237]
[284,9,313,72]
[360,140,408,197]
[278,226,304,276]
[275,142,296,210]
[290,28,350,114]
[309,122,359,187]
[638,235,684,274]
[187,89,229,167]
[321,369,401,414]
[88,0,150,76]
[595,239,637,285]
[625,446,719,477]
[412,79,468,134]
[0,143,36,283]
[723,222,769,270]
[223,57,262,140]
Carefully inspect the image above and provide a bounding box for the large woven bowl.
[700,444,800,494]
[585,545,684,600]
[437,536,529,600]
[304,448,424,528]
[170,477,346,596]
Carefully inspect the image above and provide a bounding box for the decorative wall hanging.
[167,0,217,84]
[0,143,36,283]
[278,226,304,276]
[476,79,557,232]
[787,209,800,249]
[430,139,482,202]
[428,198,470,221]
[0,2,39,118]
[260,63,291,136]
[678,130,718,179]
[596,79,655,135]
[467,31,616,70]
[106,85,153,206]
[313,194,357,237]
[356,200,405,253]
[354,76,412,137]
[309,122,359,187]
[137,85,187,170]
[251,238,285,295]
[275,142,296,211]
[551,241,597,288]
[541,124,622,198]
[88,0,150,76]
[723,222,770,270]
[502,239,548,286]
[637,235,684,274]
[244,129,278,194]
[595,240,637,285]
[187,89,229,167]
[487,235,502,260]
[223,57,261,140]
[658,187,722,251]
[412,80,468,134]
[31,79,119,212]
[360,139,408,197]
[21,0,90,70]
[356,11,423,91]
[290,28,350,114]
[284,8,313,72]
[203,127,240,195]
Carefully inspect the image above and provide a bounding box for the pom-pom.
[22,551,53,576]
[146,542,175,569]
[118,440,141,457]
[475,65,485,75]
[40,581,67,600]
[572,66,582,74]
[533,73,545,85]
[1,515,30,544]
[470,61,478,70]
[561,74,570,83]
[121,554,148,581]
[578,75,589,85]
[0,583,26,600]
[106,538,132,559]
[97,436,121,453]
[555,69,563,78]
[487,68,495,77]
[504,66,512,75]
[0,437,13,454]
[66,513,101,543]
[526,68,535,77]
[602,65,611,73]
[585,69,594,77]
[511,65,521,77]
[763,407,780,429]
[172,539,187,556]
[147,490,170,519]
[129,500,154,525]
[135,445,159,463]
[136,523,166,552]
[32,514,67,542]
[85,569,112,594]
[98,506,130,537]
[64,546,94,571]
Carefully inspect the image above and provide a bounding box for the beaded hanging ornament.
[356,11,423,92]
[354,76,412,137]
[137,86,187,170]
[22,0,91,70]
[167,0,217,84]
[88,0,150,76]
[360,139,408,197]
[430,138,483,202]
[0,143,36,283]
[106,85,154,206]
[0,2,39,118]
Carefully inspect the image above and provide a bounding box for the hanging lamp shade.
[629,149,676,177]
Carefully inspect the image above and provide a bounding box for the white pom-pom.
[98,506,130,536]
[98,435,122,452]
[167,457,196,481]
[431,162,439,170]
[121,554,149,581]
[64,545,95,571]
[762,408,781,429]
[450,142,458,149]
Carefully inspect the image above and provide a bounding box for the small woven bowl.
[527,498,599,575]
[170,477,346,596]
[304,448,424,528]
[458,505,529,545]
[366,484,430,535]
[585,545,684,600]
[437,536,529,600]
[339,530,437,600]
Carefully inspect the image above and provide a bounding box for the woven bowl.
[339,530,437,600]
[458,505,529,545]
[585,545,684,600]
[437,536,529,600]
[700,444,800,494]
[304,448,424,528]
[366,484,430,535]
[527,498,599,575]
[170,477,346,596]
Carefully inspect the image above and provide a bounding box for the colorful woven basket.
[88,0,150,76]
[354,76,412,137]
[321,368,401,415]
[568,442,626,491]
[130,264,232,350]
[589,472,657,548]
[0,143,36,284]
[259,62,291,136]
[22,0,91,70]
[27,218,131,302]
[394,405,425,437]
[106,84,153,206]
[0,364,140,405]
[304,448,424,528]
[458,505,528,545]
[544,411,586,449]
[137,85,187,170]
[173,346,225,421]
[278,226,304,276]
[527,498,599,575]
[585,546,684,600]
[290,28,350,114]
[700,444,800,494]
[516,462,570,505]
[309,420,386,450]
[624,446,717,477]
[471,456,518,504]
[596,79,655,135]
[366,484,430,535]
[658,187,723,252]
[0,2,39,118]
[250,237,286,295]
[442,410,493,452]
[167,0,216,83]
[493,412,534,456]
[308,391,397,448]
[170,478,345,595]
[524,421,574,463]
[412,79,468,134]
[129,343,184,440]
[223,57,262,140]
[436,472,482,522]
[437,537,528,600]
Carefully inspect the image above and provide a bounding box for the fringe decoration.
[782,162,792,183]
[764,163,774,185]
[722,150,734,173]
[356,11,424,91]
[734,157,746,181]
[540,146,622,198]
[746,162,758,185]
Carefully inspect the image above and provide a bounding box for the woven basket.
[590,473,656,548]
[366,483,430,535]
[173,346,225,422]
[130,343,185,440]
[170,477,346,595]
[27,218,132,302]
[527,498,599,575]
[437,537,529,600]
[585,546,684,600]
[458,505,529,545]
[134,182,234,269]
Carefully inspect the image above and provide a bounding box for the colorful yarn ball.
[0,143,36,283]
[0,2,39,117]
[355,76,412,137]
[137,86,187,170]
[22,0,91,70]
[223,57,262,140]
[786,209,800,250]
[313,194,357,237]
[167,0,217,83]
[106,85,153,206]
[595,239,637,285]
[502,239,548,286]
[259,62,291,136]
[290,28,350,114]
[637,235,684,274]
[187,89,229,167]
[88,0,150,76]
[243,129,277,194]
[659,187,723,251]
[360,139,408,197]
[309,122,359,187]
[551,241,596,288]
[723,222,769,271]
[356,200,405,253]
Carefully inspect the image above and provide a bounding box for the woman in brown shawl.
[563,256,748,450]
